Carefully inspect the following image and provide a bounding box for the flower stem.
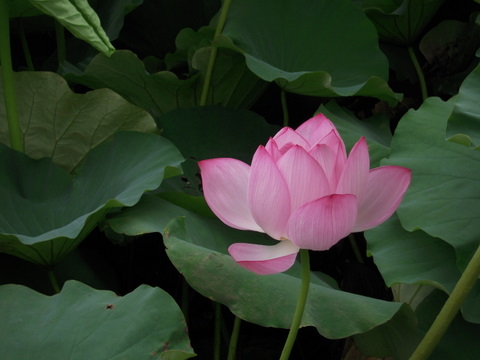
[227,315,241,360]
[281,89,289,127]
[279,249,310,360]
[199,0,233,106]
[55,19,66,70]
[407,46,428,101]
[48,269,61,294]
[348,234,364,264]
[409,243,480,360]
[0,0,24,153]
[17,19,34,71]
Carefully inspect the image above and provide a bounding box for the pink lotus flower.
[198,114,411,275]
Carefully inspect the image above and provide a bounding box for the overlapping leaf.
[361,0,445,45]
[447,63,480,148]
[0,131,183,266]
[0,280,195,360]
[414,290,480,360]
[379,97,480,270]
[7,0,42,17]
[163,216,409,339]
[219,0,398,104]
[0,71,156,173]
[29,0,115,56]
[157,106,280,195]
[66,47,266,117]
[366,214,480,322]
[108,192,408,340]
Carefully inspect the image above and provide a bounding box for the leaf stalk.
[408,46,428,101]
[199,0,233,106]
[279,249,311,360]
[409,243,480,360]
[0,0,24,152]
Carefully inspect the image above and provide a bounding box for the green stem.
[181,277,190,324]
[407,46,428,101]
[55,19,66,70]
[18,19,34,71]
[0,0,24,153]
[227,316,241,360]
[281,89,289,127]
[214,302,222,360]
[409,243,480,360]
[348,234,364,264]
[48,269,61,294]
[279,249,310,360]
[199,0,233,106]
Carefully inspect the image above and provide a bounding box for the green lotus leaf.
[0,280,196,360]
[107,195,407,339]
[361,0,445,45]
[414,290,480,360]
[0,70,156,173]
[366,214,480,323]
[163,216,408,339]
[29,0,115,56]
[7,0,42,17]
[93,0,144,42]
[447,63,480,149]
[219,0,398,104]
[0,131,183,266]
[158,106,280,195]
[354,304,421,360]
[381,97,480,270]
[66,44,266,117]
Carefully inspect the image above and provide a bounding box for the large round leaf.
[107,194,214,237]
[414,290,480,360]
[29,0,115,56]
[220,0,398,104]
[0,280,195,360]
[0,71,156,173]
[163,216,407,339]
[107,196,407,339]
[0,131,183,266]
[382,97,480,269]
[366,214,480,323]
[447,63,480,148]
[158,106,280,195]
[66,48,266,117]
[361,0,445,45]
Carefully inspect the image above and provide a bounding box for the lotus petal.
[272,127,310,151]
[228,239,299,275]
[336,137,370,201]
[287,194,357,251]
[199,158,262,232]
[248,146,291,239]
[276,145,331,210]
[353,166,411,232]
